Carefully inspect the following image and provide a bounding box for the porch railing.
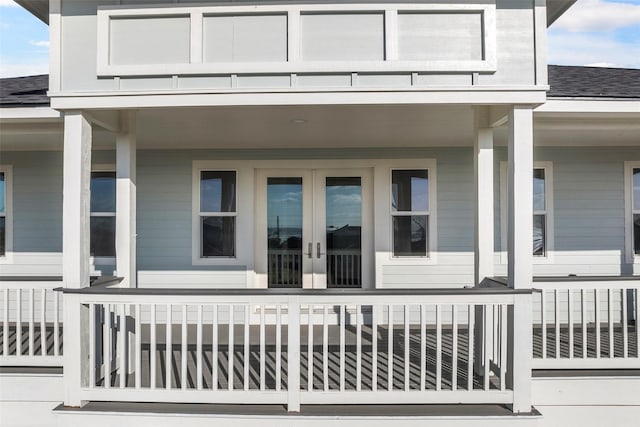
[532,280,640,369]
[0,279,63,366]
[267,250,362,287]
[60,287,530,411]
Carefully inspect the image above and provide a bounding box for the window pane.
[635,214,640,255]
[533,168,545,212]
[633,168,640,189]
[0,172,5,213]
[90,216,116,257]
[392,169,428,212]
[0,217,5,256]
[202,216,235,257]
[91,172,116,213]
[393,215,427,257]
[201,171,236,213]
[533,214,545,256]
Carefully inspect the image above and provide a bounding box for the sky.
[0,0,639,77]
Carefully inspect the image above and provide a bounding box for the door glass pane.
[267,177,303,288]
[326,177,362,288]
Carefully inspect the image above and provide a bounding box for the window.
[0,166,11,258]
[625,162,640,262]
[633,168,640,255]
[90,171,116,257]
[198,171,236,258]
[391,169,429,257]
[500,162,553,261]
[533,168,547,256]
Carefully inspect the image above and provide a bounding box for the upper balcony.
[45,0,554,109]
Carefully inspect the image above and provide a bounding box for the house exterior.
[1,0,640,426]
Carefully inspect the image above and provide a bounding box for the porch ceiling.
[132,104,476,150]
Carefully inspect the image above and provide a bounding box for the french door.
[255,168,372,289]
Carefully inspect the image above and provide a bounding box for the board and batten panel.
[477,0,535,85]
[299,13,385,61]
[110,16,190,65]
[397,12,483,61]
[203,14,287,63]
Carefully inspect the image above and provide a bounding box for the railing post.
[508,293,533,413]
[62,293,90,406]
[287,296,301,412]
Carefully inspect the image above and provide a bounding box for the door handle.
[305,242,312,259]
[316,242,322,258]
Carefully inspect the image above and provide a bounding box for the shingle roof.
[0,74,49,107]
[548,65,640,99]
[0,67,638,108]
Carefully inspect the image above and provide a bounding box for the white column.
[62,112,92,407]
[507,106,533,289]
[116,111,137,288]
[507,105,533,413]
[474,107,494,285]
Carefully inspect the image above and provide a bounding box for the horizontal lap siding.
[4,147,638,286]
[1,152,63,275]
[381,148,475,288]
[495,147,639,277]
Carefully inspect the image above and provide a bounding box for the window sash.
[199,170,238,258]
[90,170,116,258]
[391,168,430,257]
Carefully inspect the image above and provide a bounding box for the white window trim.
[376,159,437,266]
[91,164,116,265]
[499,161,554,264]
[192,161,252,266]
[624,161,640,264]
[0,165,13,264]
[389,167,434,260]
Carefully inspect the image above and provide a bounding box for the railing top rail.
[490,275,640,284]
[56,286,531,296]
[0,276,63,282]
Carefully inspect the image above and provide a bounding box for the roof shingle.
[548,65,640,99]
[0,74,49,107]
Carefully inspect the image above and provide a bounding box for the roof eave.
[15,0,49,25]
[546,0,578,27]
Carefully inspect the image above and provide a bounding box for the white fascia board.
[0,107,60,120]
[536,99,640,114]
[50,89,547,110]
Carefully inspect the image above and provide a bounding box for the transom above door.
[255,168,372,289]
